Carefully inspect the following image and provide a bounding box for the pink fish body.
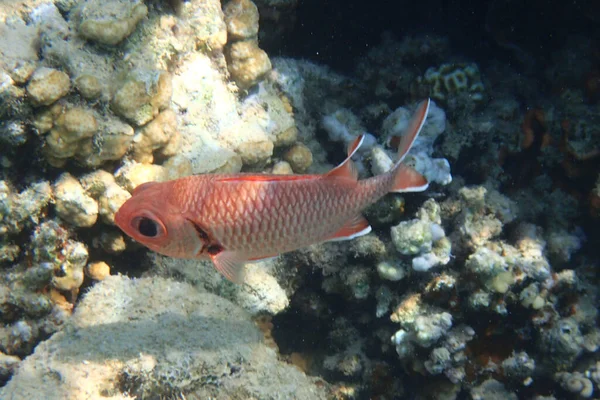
[115,99,431,282]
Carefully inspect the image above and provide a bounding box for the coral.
[501,351,536,383]
[95,230,127,254]
[25,67,70,106]
[230,261,290,315]
[391,219,436,255]
[470,379,517,400]
[0,181,52,237]
[53,173,98,228]
[114,162,170,192]
[0,17,38,74]
[390,293,453,358]
[0,0,598,397]
[226,39,272,90]
[376,260,407,282]
[322,317,368,380]
[272,160,294,174]
[85,261,111,281]
[132,109,181,164]
[51,240,88,294]
[0,181,52,262]
[546,228,583,262]
[465,246,513,293]
[354,33,449,102]
[0,220,79,361]
[391,199,451,272]
[111,70,173,126]
[381,99,446,150]
[170,53,292,173]
[222,0,271,90]
[538,317,584,371]
[38,103,135,168]
[555,371,594,398]
[76,0,148,46]
[519,283,546,310]
[322,108,376,153]
[74,74,103,100]
[0,353,20,382]
[149,255,289,316]
[521,108,551,150]
[283,142,313,172]
[446,185,517,253]
[375,285,393,317]
[391,310,453,357]
[370,146,395,175]
[223,0,260,41]
[424,325,475,384]
[0,276,330,399]
[422,62,486,103]
[98,182,131,225]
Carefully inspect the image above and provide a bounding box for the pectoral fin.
[210,250,247,283]
[324,214,372,242]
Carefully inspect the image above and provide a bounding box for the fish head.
[115,181,204,258]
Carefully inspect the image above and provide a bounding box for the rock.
[0,276,330,399]
[85,261,110,281]
[78,0,148,46]
[114,162,166,192]
[51,240,88,292]
[74,74,103,100]
[237,139,274,165]
[272,160,293,174]
[26,68,71,106]
[53,173,99,228]
[226,40,272,90]
[223,0,260,40]
[111,70,172,126]
[284,142,313,172]
[132,109,180,163]
[98,183,131,225]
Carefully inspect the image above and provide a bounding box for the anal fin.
[210,250,247,283]
[391,164,429,193]
[325,214,372,242]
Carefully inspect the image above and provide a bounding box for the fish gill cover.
[0,0,598,399]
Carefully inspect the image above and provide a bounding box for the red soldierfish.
[115,99,431,282]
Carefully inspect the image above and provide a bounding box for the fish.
[115,99,431,283]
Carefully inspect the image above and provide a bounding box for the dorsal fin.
[217,174,319,183]
[325,134,364,180]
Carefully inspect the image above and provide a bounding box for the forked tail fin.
[389,99,430,193]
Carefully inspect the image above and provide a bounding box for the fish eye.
[132,216,163,238]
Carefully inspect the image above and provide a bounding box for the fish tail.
[389,99,430,193]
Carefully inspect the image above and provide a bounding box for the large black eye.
[137,217,159,237]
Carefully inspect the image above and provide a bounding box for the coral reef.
[0,1,598,399]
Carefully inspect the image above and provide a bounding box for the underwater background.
[0,0,599,398]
